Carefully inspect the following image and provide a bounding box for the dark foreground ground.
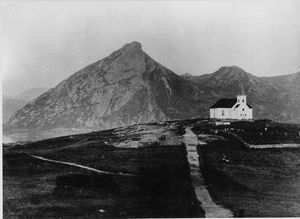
[192,126,300,217]
[3,126,204,218]
[4,119,300,218]
[229,120,300,144]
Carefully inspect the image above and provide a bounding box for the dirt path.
[182,127,233,218]
[30,154,137,177]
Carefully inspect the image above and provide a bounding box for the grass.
[192,119,300,145]
[196,136,300,217]
[3,126,204,218]
[4,118,300,218]
[229,120,300,145]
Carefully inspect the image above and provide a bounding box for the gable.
[234,103,253,110]
[210,98,237,109]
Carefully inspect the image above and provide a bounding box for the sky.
[1,0,300,95]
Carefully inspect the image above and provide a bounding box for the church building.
[210,95,253,120]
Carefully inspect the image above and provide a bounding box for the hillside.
[4,119,300,217]
[3,121,204,218]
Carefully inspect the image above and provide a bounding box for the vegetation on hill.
[3,125,204,218]
[196,137,300,217]
[3,119,300,218]
[229,120,300,144]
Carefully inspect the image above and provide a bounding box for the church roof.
[210,98,237,109]
[210,98,252,109]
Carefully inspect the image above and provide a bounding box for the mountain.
[2,98,27,123]
[184,67,300,122]
[188,66,288,120]
[260,72,300,122]
[4,42,300,136]
[3,88,50,123]
[4,42,209,131]
[3,94,14,99]
[15,87,50,102]
[181,72,194,78]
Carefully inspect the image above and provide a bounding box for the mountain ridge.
[4,41,300,134]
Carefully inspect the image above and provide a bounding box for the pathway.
[30,154,137,177]
[182,127,233,218]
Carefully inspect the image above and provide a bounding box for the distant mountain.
[4,42,300,135]
[3,88,49,123]
[192,67,300,122]
[187,66,286,120]
[15,87,50,102]
[3,94,14,99]
[181,72,194,78]
[260,72,300,122]
[3,98,27,123]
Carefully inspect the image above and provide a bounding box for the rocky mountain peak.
[217,66,247,75]
[123,41,142,50]
[219,65,245,71]
[181,72,194,78]
[4,41,169,131]
[111,41,143,59]
[96,41,146,84]
[212,66,256,82]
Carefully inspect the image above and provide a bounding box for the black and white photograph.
[1,0,300,218]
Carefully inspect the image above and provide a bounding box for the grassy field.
[3,126,204,218]
[195,135,300,217]
[4,119,300,218]
[228,120,300,145]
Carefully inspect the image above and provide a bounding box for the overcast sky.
[1,0,300,95]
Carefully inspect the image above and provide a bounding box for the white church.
[210,95,253,120]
